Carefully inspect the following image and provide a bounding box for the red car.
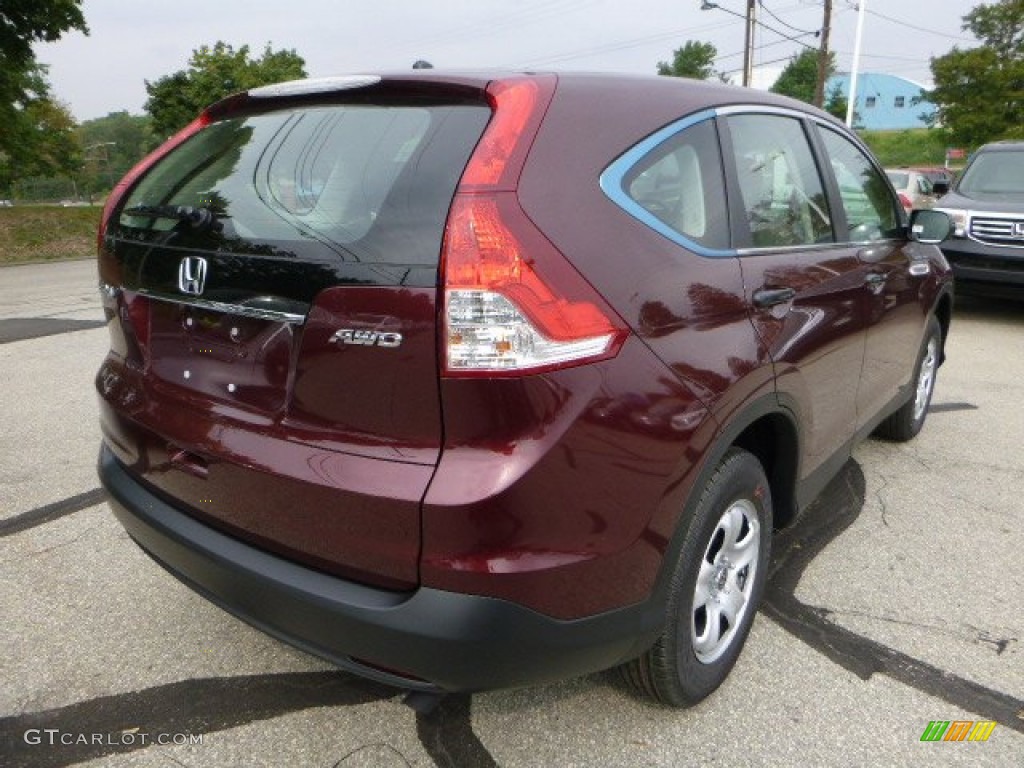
[97,72,954,706]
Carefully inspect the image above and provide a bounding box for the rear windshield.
[117,104,489,266]
[885,171,909,189]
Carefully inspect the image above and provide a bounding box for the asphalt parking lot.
[1,259,1021,767]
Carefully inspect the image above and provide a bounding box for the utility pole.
[813,0,833,108]
[846,0,867,127]
[742,0,757,87]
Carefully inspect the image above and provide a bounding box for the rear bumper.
[99,444,656,692]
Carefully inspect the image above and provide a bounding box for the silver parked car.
[886,168,937,213]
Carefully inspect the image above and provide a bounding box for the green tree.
[0,0,88,193]
[77,112,156,196]
[0,64,80,193]
[771,49,836,105]
[928,0,1024,145]
[824,84,847,121]
[657,41,718,80]
[0,0,86,69]
[145,42,307,138]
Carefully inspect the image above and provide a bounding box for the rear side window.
[726,114,833,248]
[118,104,490,266]
[622,119,730,251]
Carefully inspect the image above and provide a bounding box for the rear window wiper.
[121,204,224,231]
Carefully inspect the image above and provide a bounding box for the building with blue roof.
[827,72,937,131]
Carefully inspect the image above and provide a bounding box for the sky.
[34,0,980,122]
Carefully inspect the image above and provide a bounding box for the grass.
[858,128,958,169]
[0,205,100,265]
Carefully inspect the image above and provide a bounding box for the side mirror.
[908,209,953,244]
[931,182,950,196]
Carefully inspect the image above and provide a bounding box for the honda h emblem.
[178,256,208,296]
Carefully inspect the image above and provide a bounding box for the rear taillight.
[98,113,211,251]
[897,192,913,212]
[441,76,626,377]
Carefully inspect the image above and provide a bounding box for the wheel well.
[732,414,799,529]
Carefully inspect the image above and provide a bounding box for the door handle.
[751,286,796,309]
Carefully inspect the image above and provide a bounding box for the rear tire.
[875,315,942,442]
[620,448,772,707]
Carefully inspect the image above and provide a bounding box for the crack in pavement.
[821,607,1019,656]
[763,459,1024,734]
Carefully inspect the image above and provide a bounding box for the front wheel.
[619,448,772,707]
[874,315,942,442]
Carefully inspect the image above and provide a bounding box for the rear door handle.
[752,287,796,309]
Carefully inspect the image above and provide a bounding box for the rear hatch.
[97,77,491,588]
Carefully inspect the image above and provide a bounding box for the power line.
[520,18,740,66]
[715,29,820,63]
[865,8,975,43]
[758,0,819,36]
[707,2,822,52]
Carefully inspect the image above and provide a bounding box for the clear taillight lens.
[442,193,625,377]
[447,290,618,372]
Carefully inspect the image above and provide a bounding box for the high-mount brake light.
[248,75,381,98]
[442,76,626,377]
[98,113,211,251]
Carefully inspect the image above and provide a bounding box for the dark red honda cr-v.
[96,71,954,706]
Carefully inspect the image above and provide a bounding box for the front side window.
[726,114,833,248]
[619,118,730,251]
[818,127,900,242]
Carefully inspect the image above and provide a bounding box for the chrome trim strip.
[137,290,307,325]
[714,104,838,130]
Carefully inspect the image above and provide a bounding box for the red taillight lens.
[445,194,622,342]
[442,75,625,377]
[459,78,548,191]
[98,113,211,251]
[898,192,913,211]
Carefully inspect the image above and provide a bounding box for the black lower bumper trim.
[98,445,656,692]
